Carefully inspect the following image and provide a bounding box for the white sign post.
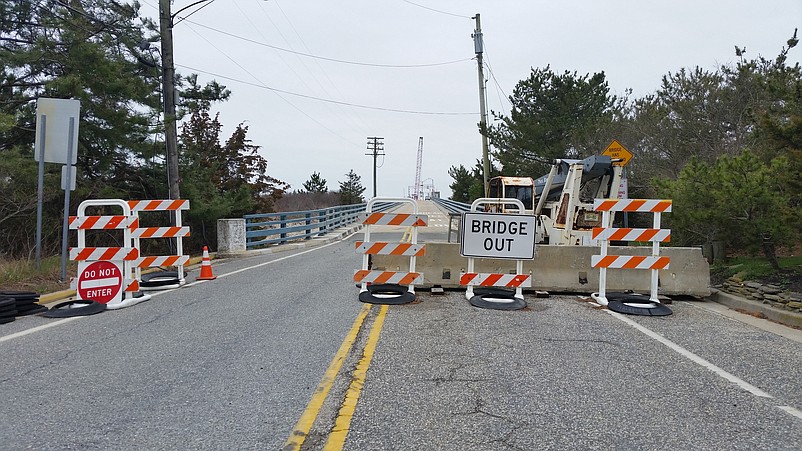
[34,98,80,276]
[458,198,536,308]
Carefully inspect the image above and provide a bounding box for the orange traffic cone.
[197,246,217,280]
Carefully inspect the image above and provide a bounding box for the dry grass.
[0,256,76,294]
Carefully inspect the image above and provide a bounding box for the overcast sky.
[137,0,801,199]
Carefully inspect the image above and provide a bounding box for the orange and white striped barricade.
[590,199,672,316]
[354,197,426,304]
[459,198,534,310]
[128,200,190,290]
[69,199,150,310]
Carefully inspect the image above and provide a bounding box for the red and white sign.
[77,260,123,304]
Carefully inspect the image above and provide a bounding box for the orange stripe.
[609,229,630,241]
[354,270,370,282]
[364,213,382,224]
[388,214,409,226]
[639,229,659,241]
[84,216,99,229]
[398,272,419,285]
[389,243,411,255]
[511,275,529,287]
[653,257,670,269]
[373,272,393,284]
[99,248,117,260]
[621,256,645,269]
[480,274,503,286]
[414,247,425,257]
[623,200,645,212]
[109,216,124,228]
[460,273,477,285]
[595,255,618,268]
[654,201,672,212]
[596,200,617,211]
[592,227,604,239]
[413,218,427,227]
[126,280,139,292]
[367,243,387,254]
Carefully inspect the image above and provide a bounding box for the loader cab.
[487,176,535,213]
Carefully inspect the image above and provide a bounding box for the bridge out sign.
[460,212,536,259]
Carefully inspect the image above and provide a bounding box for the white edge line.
[605,310,774,399]
[1,232,358,342]
[185,232,357,287]
[0,316,83,343]
[777,405,802,420]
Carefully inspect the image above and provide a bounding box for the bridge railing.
[244,201,397,249]
[432,197,471,214]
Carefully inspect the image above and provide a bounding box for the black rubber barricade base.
[16,304,49,316]
[140,270,183,288]
[42,300,106,318]
[469,292,527,311]
[606,292,673,316]
[0,291,39,301]
[359,284,416,305]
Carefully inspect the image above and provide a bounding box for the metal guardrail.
[244,202,397,249]
[432,197,471,214]
[431,198,471,242]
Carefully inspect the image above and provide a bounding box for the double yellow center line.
[283,303,389,450]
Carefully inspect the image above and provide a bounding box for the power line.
[265,0,372,136]
[175,63,476,116]
[181,18,472,68]
[398,0,472,19]
[180,25,359,146]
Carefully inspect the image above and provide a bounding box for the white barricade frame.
[354,197,426,304]
[590,199,672,306]
[69,199,151,309]
[128,199,190,289]
[460,198,532,307]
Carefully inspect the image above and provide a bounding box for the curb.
[708,289,802,330]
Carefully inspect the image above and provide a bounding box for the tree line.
[450,31,801,267]
[0,1,366,259]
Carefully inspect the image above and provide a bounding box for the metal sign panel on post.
[459,198,533,307]
[460,212,536,259]
[34,98,80,164]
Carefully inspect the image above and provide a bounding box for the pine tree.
[303,172,328,193]
[338,170,365,205]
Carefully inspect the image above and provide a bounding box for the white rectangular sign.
[460,212,537,259]
[61,165,76,191]
[34,98,80,164]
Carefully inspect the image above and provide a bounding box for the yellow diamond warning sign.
[602,139,633,167]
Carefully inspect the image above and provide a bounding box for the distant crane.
[413,137,423,200]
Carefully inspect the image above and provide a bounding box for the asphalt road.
[1,202,801,450]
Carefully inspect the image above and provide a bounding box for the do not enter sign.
[77,260,123,304]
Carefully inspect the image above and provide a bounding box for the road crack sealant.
[283,302,390,451]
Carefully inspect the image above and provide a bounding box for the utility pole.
[159,0,180,201]
[366,137,385,198]
[472,13,490,197]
